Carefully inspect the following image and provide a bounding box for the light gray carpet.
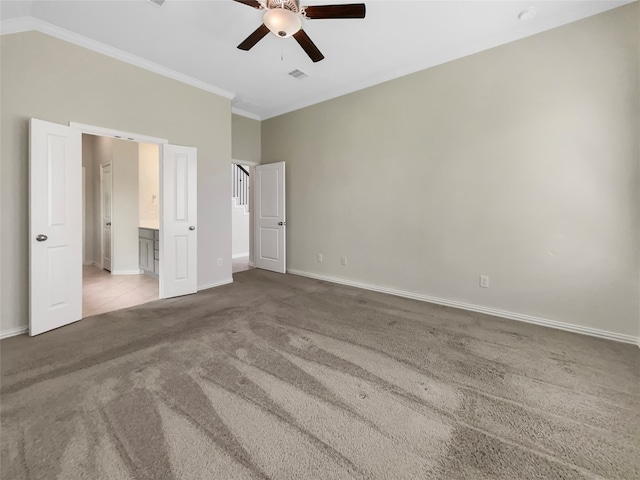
[2,269,639,479]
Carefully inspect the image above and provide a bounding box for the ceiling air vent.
[288,69,309,80]
[147,0,166,7]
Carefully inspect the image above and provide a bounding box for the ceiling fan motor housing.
[235,0,366,63]
[266,0,299,13]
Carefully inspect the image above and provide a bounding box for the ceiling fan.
[233,0,366,63]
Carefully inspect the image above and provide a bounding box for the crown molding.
[232,107,262,121]
[0,16,236,100]
[260,0,633,120]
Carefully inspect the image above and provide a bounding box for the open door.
[160,144,198,299]
[254,162,286,273]
[29,118,82,336]
[100,164,112,271]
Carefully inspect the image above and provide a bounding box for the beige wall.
[82,135,96,264]
[138,143,160,228]
[1,31,232,334]
[262,4,640,338]
[232,114,261,163]
[111,139,140,274]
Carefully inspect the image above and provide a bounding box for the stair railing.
[232,164,250,211]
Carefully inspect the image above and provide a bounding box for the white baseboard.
[287,269,639,345]
[198,278,233,291]
[111,269,144,275]
[1,326,28,339]
[232,253,250,259]
[248,261,255,267]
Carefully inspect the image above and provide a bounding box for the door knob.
[278,221,286,226]
[36,234,48,242]
[189,226,196,231]
[106,222,111,226]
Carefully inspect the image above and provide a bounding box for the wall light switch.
[217,258,223,266]
[480,275,489,288]
[317,253,323,263]
[341,257,347,266]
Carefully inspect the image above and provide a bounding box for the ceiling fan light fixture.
[263,8,302,37]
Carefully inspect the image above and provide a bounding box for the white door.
[160,144,198,299]
[29,118,82,336]
[254,162,286,273]
[100,164,112,271]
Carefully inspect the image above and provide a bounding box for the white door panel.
[30,118,82,336]
[161,145,197,299]
[255,162,286,273]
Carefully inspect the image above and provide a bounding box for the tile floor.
[83,257,249,318]
[83,265,159,318]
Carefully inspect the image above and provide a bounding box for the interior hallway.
[83,265,158,318]
[232,255,252,274]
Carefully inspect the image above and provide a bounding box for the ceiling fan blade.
[233,0,263,9]
[293,29,325,63]
[303,4,365,19]
[237,24,270,51]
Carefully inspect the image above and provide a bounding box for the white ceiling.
[0,0,633,119]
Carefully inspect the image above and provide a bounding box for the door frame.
[70,122,169,146]
[70,122,170,291]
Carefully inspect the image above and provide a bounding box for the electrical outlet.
[317,253,323,263]
[217,258,223,266]
[479,275,489,288]
[341,256,347,266]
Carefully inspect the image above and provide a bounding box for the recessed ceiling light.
[518,7,537,21]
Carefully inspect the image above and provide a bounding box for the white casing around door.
[29,118,82,336]
[254,162,286,273]
[160,144,198,299]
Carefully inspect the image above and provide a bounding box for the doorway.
[231,162,254,275]
[82,134,160,318]
[30,118,199,336]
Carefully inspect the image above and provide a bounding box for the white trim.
[287,269,640,345]
[1,326,28,340]
[232,107,261,121]
[256,1,634,120]
[233,159,260,167]
[70,122,169,145]
[1,17,235,100]
[232,253,250,259]
[198,278,233,291]
[111,269,144,275]
[248,261,255,268]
